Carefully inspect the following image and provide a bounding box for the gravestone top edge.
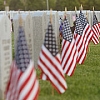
[0,15,9,20]
[32,11,45,16]
[13,14,28,20]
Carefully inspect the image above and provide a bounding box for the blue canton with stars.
[79,10,88,29]
[44,22,58,56]
[15,26,30,72]
[75,14,84,35]
[62,18,73,42]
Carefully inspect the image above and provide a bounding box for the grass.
[11,33,100,100]
[37,42,100,100]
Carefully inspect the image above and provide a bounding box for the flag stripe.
[40,46,65,83]
[61,18,78,76]
[38,45,67,93]
[62,39,75,70]
[77,24,93,64]
[18,69,34,100]
[92,24,99,44]
[62,39,77,76]
[6,61,39,100]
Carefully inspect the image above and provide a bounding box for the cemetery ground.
[11,33,100,100]
[37,42,100,100]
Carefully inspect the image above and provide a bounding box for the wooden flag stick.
[50,8,52,23]
[64,7,67,19]
[75,6,77,14]
[93,6,94,12]
[80,4,83,10]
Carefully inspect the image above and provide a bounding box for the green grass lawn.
[37,42,100,100]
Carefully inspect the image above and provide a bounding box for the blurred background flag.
[92,11,100,44]
[5,26,39,100]
[38,22,67,94]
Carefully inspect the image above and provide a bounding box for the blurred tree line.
[0,0,100,11]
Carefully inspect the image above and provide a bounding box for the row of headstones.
[0,10,100,99]
[13,10,100,67]
[1,10,100,26]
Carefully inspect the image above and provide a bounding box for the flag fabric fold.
[38,22,67,94]
[61,18,78,76]
[78,10,93,64]
[5,26,39,100]
[74,15,87,65]
[92,12,100,44]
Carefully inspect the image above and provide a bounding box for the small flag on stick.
[38,21,67,94]
[5,25,39,100]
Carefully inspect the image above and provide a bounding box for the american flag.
[38,22,67,93]
[78,10,93,64]
[61,18,78,76]
[74,15,87,64]
[92,12,100,44]
[5,26,39,100]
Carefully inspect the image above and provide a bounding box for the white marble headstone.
[13,14,20,52]
[32,11,46,67]
[0,15,12,100]
[25,14,34,60]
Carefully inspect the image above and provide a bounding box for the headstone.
[68,11,76,27]
[85,10,91,26]
[0,15,12,100]
[98,11,100,22]
[24,14,34,60]
[32,11,46,67]
[13,14,20,52]
[67,11,73,26]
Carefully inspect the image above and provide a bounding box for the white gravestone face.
[25,14,34,60]
[0,15,12,100]
[13,14,20,53]
[68,11,75,27]
[98,11,100,22]
[32,11,45,67]
[84,10,91,26]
